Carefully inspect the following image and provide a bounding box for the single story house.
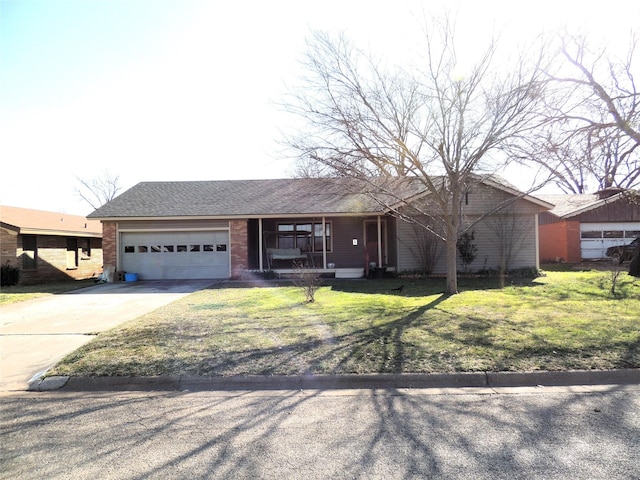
[538,188,640,263]
[88,176,553,281]
[1,205,103,284]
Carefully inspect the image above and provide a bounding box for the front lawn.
[50,270,640,377]
[0,280,96,305]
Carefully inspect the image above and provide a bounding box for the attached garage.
[580,222,640,260]
[120,230,229,280]
[539,189,640,263]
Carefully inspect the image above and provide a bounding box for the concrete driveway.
[0,280,212,392]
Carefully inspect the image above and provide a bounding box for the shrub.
[292,262,322,303]
[457,231,478,272]
[1,264,20,286]
[508,267,542,278]
[473,266,541,278]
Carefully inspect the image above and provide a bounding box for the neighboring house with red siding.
[89,176,552,281]
[538,189,640,263]
[1,206,103,284]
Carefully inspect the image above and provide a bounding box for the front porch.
[243,267,367,279]
[244,215,397,277]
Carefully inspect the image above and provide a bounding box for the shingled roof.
[88,178,428,219]
[537,190,634,219]
[88,176,552,219]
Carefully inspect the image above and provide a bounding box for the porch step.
[334,268,365,279]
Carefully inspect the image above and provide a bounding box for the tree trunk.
[444,200,460,296]
[445,236,459,295]
[629,244,640,278]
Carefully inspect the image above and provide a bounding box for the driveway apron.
[0,280,212,392]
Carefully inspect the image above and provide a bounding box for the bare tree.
[283,21,548,295]
[399,220,443,275]
[76,170,122,210]
[485,207,529,286]
[533,33,640,192]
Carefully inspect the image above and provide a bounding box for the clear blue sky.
[1,0,638,215]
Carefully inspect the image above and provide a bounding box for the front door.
[364,219,387,268]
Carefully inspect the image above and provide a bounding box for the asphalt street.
[1,386,639,479]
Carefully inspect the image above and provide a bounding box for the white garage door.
[580,222,640,259]
[121,231,229,280]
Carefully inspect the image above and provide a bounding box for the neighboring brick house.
[89,176,551,281]
[1,206,103,284]
[538,189,640,263]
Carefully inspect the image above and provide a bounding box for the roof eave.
[559,192,626,219]
[90,211,388,222]
[18,228,102,238]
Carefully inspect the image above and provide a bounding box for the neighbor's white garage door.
[121,231,229,280]
[580,222,640,259]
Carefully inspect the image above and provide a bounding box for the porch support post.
[322,217,327,269]
[259,218,264,271]
[377,216,383,267]
[534,213,540,270]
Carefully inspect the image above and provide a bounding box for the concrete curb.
[26,369,640,392]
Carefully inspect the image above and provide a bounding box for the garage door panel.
[580,222,640,259]
[121,231,229,280]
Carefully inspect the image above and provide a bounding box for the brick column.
[102,221,117,270]
[229,219,248,279]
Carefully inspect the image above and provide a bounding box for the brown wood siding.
[328,217,367,269]
[539,211,563,225]
[569,199,640,222]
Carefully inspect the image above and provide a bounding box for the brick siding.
[1,228,18,267]
[539,220,581,263]
[102,221,117,270]
[13,234,103,285]
[230,219,248,278]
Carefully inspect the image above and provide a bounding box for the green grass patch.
[0,280,96,305]
[50,271,640,377]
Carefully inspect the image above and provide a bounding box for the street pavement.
[0,280,213,391]
[1,385,639,479]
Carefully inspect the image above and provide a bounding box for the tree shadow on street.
[1,383,638,478]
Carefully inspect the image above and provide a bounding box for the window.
[626,231,640,239]
[22,235,37,270]
[138,246,148,253]
[604,231,624,239]
[203,244,214,252]
[581,231,602,239]
[277,222,331,252]
[277,224,295,249]
[82,239,91,258]
[163,245,174,253]
[177,245,187,252]
[151,245,161,253]
[216,244,227,252]
[124,246,135,253]
[314,223,331,251]
[190,245,200,252]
